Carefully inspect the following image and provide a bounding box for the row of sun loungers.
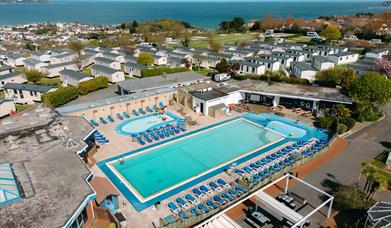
[94,131,109,145]
[167,178,248,221]
[133,123,187,145]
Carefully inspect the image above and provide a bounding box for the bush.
[232,75,247,81]
[141,67,190,77]
[340,117,356,130]
[333,185,375,210]
[78,77,108,95]
[317,116,334,129]
[338,123,348,134]
[43,86,79,107]
[25,70,46,83]
[137,52,155,65]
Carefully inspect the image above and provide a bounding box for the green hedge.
[141,67,190,77]
[78,77,108,95]
[43,86,79,107]
[232,73,310,85]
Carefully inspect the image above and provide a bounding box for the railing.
[159,138,336,228]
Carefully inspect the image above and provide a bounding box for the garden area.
[189,33,258,49]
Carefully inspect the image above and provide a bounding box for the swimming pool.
[107,119,284,200]
[115,112,180,136]
[265,121,306,138]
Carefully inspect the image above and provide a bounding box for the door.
[200,102,204,113]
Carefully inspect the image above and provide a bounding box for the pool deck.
[90,106,316,227]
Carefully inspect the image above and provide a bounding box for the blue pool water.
[112,119,283,198]
[115,112,179,136]
[266,121,306,138]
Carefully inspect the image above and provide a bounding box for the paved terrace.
[225,79,353,104]
[0,113,95,228]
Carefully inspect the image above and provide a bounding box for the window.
[19,90,24,98]
[29,91,33,96]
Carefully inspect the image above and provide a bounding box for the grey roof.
[0,65,12,72]
[102,52,122,58]
[79,53,94,61]
[95,56,118,64]
[0,99,13,105]
[6,54,25,60]
[1,71,24,80]
[31,51,49,56]
[189,89,229,101]
[3,83,55,93]
[91,64,118,74]
[59,69,92,81]
[312,56,334,63]
[118,71,208,93]
[330,51,358,57]
[23,57,42,66]
[292,62,316,71]
[240,61,264,67]
[124,62,148,69]
[45,61,77,70]
[52,52,77,59]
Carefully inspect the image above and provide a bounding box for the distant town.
[0,9,390,228]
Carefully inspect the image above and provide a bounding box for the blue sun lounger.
[99,117,107,124]
[234,185,247,194]
[139,108,146,115]
[176,125,187,132]
[234,168,246,176]
[185,194,200,205]
[159,102,166,109]
[107,115,115,122]
[143,134,153,143]
[167,202,179,214]
[155,130,165,139]
[153,105,159,111]
[176,197,189,209]
[213,195,226,205]
[205,199,217,209]
[199,185,213,196]
[171,126,180,134]
[192,188,206,198]
[197,203,209,213]
[116,113,123,120]
[150,132,159,141]
[123,112,130,118]
[227,188,237,197]
[189,207,200,216]
[90,120,99,127]
[146,106,153,112]
[178,210,187,220]
[161,128,170,137]
[166,127,175,136]
[132,109,139,116]
[221,192,234,201]
[209,182,223,192]
[135,136,145,145]
[252,174,261,182]
[217,179,231,189]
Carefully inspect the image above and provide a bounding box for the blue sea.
[0,1,387,28]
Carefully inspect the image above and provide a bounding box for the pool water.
[111,119,283,199]
[266,121,307,138]
[116,113,175,135]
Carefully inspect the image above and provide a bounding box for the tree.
[373,58,391,77]
[137,52,155,65]
[43,86,79,107]
[208,36,222,52]
[68,40,85,55]
[340,68,356,88]
[25,70,45,83]
[333,185,374,210]
[320,24,342,40]
[315,67,345,87]
[216,58,228,73]
[349,72,391,106]
[219,17,244,33]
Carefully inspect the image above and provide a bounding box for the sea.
[0,1,387,28]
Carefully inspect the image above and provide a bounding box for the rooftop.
[91,64,118,74]
[60,69,92,81]
[1,71,24,80]
[189,89,229,101]
[3,83,55,93]
[117,71,208,93]
[292,62,317,71]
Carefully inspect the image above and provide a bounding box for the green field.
[189,33,258,49]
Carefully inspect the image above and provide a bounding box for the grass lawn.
[16,104,36,112]
[192,67,212,76]
[0,90,4,99]
[37,77,62,87]
[189,33,258,49]
[83,68,92,75]
[285,35,312,43]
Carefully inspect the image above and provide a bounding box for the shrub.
[141,67,190,77]
[338,123,348,134]
[78,76,108,95]
[317,116,334,129]
[137,52,155,65]
[340,117,356,130]
[43,86,79,107]
[25,70,46,83]
[232,75,247,81]
[333,185,375,210]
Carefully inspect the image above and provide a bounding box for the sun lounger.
[171,126,180,134]
[209,182,223,192]
[252,174,261,182]
[99,117,107,124]
[107,115,115,122]
[116,113,123,120]
[205,199,217,209]
[227,188,237,197]
[221,192,234,201]
[243,166,257,174]
[90,119,99,127]
[178,210,187,220]
[153,105,159,111]
[184,194,200,205]
[192,188,206,198]
[176,197,189,209]
[150,132,159,141]
[197,203,209,213]
[199,185,213,196]
[159,102,166,109]
[166,127,175,136]
[139,108,146,115]
[123,112,130,118]
[146,106,153,113]
[167,202,180,214]
[155,130,165,139]
[135,136,145,145]
[217,179,231,189]
[213,195,226,205]
[176,125,187,132]
[161,128,170,137]
[132,109,139,116]
[189,207,200,216]
[143,134,153,143]
[234,185,247,194]
[234,168,246,176]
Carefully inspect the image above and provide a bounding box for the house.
[328,52,359,65]
[259,54,294,68]
[0,65,13,76]
[60,69,94,86]
[79,54,94,69]
[245,57,281,72]
[154,54,167,66]
[42,61,78,78]
[273,51,305,62]
[94,57,121,70]
[23,58,49,71]
[91,65,125,83]
[291,62,317,82]
[365,49,389,59]
[50,52,78,64]
[311,56,335,71]
[0,99,16,118]
[6,54,27,67]
[3,83,57,104]
[125,56,138,64]
[101,52,125,63]
[194,55,221,68]
[239,62,266,75]
[167,57,186,68]
[0,71,27,90]
[124,62,147,77]
[31,51,51,62]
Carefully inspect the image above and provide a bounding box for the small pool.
[265,121,307,138]
[115,112,180,136]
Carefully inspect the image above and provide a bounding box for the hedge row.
[141,67,190,77]
[232,73,310,85]
[43,86,79,107]
[78,76,108,95]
